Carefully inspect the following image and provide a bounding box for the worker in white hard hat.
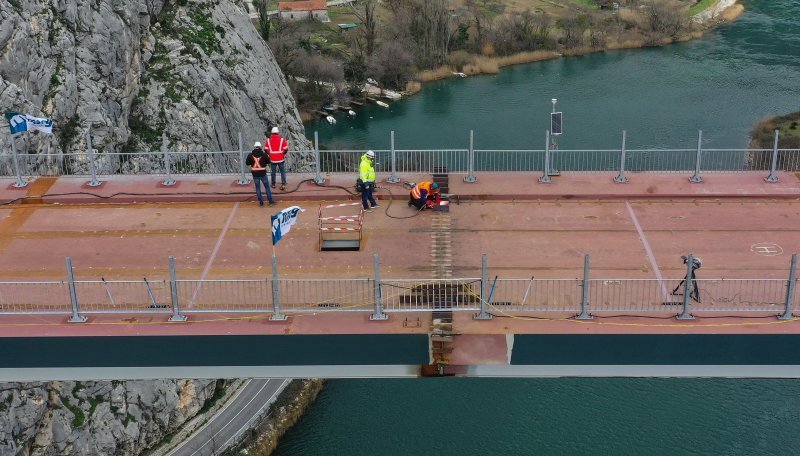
[359,150,379,213]
[265,126,289,191]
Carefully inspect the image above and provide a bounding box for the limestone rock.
[0,0,311,177]
[0,379,219,456]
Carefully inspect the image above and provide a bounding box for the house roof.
[278,0,327,12]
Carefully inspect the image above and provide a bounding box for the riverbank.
[750,109,800,149]
[411,0,745,86]
[230,379,324,456]
[300,0,745,120]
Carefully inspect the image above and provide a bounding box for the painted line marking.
[190,202,239,308]
[188,379,273,456]
[625,201,668,299]
[219,379,290,452]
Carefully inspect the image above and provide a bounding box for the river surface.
[281,1,800,454]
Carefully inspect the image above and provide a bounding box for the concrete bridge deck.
[2,172,800,378]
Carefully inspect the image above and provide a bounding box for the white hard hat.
[366,150,375,158]
[254,141,261,147]
[271,127,279,134]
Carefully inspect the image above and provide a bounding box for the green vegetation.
[0,395,12,412]
[572,0,599,10]
[61,397,86,427]
[751,110,800,149]
[127,113,164,151]
[7,0,22,13]
[198,380,227,414]
[122,413,136,427]
[88,395,104,416]
[689,0,717,16]
[42,59,64,112]
[59,114,81,148]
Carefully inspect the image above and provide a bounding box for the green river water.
[277,1,800,454]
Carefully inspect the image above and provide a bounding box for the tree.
[344,53,368,97]
[369,41,414,90]
[409,0,453,68]
[259,0,271,41]
[644,0,689,43]
[350,0,377,56]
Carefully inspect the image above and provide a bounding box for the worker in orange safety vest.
[265,127,289,190]
[408,181,440,210]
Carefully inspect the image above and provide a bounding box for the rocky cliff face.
[0,0,311,171]
[0,379,219,456]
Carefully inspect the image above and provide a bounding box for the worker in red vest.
[245,142,275,206]
[265,127,289,190]
[408,181,440,210]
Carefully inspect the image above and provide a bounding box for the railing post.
[66,257,87,323]
[168,256,187,322]
[370,253,388,320]
[539,130,552,183]
[689,130,703,183]
[764,129,780,183]
[10,133,28,188]
[464,130,477,183]
[162,131,176,186]
[780,253,797,320]
[387,130,400,183]
[236,130,249,185]
[270,255,287,320]
[577,254,593,320]
[85,127,102,187]
[677,253,696,320]
[313,131,325,184]
[613,130,629,183]
[474,253,493,320]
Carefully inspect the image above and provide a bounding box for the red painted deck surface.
[2,172,800,352]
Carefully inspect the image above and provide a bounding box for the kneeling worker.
[408,181,440,210]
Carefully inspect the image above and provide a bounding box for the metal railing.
[3,130,799,186]
[1,253,798,323]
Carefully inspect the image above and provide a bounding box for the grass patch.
[689,0,718,16]
[570,0,599,9]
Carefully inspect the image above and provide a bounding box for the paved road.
[168,378,289,456]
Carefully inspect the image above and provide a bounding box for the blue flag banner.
[6,112,55,135]
[271,206,305,245]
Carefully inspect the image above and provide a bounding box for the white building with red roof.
[278,0,330,22]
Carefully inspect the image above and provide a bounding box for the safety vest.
[411,181,435,199]
[359,154,375,182]
[250,154,267,172]
[266,134,288,163]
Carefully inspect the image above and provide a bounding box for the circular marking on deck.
[750,242,783,256]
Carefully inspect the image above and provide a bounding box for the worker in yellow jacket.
[359,150,378,213]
